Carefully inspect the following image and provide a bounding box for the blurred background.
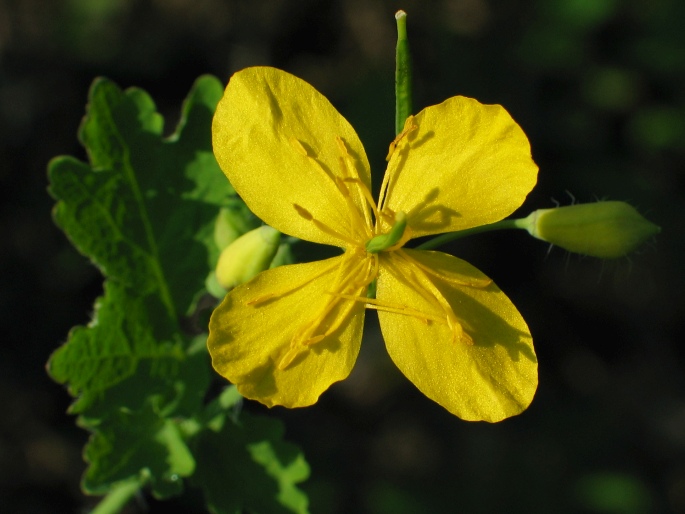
[1,0,683,512]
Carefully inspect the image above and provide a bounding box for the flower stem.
[89,477,142,514]
[415,218,531,250]
[395,10,412,136]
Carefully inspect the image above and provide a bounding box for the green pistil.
[366,212,407,253]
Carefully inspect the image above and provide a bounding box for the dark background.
[2,0,683,512]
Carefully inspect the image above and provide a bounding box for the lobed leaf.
[82,398,195,499]
[192,408,310,514]
[48,75,227,494]
[48,74,311,510]
[48,75,230,409]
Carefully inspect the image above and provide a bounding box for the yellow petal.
[207,253,368,408]
[376,249,537,422]
[213,67,372,247]
[380,96,538,237]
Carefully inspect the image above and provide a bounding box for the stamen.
[293,203,361,247]
[308,255,379,338]
[385,115,418,161]
[400,251,492,289]
[303,334,325,346]
[245,258,340,306]
[335,137,367,185]
[331,293,443,325]
[276,252,376,370]
[393,250,474,346]
[378,118,418,212]
[335,137,374,230]
[293,203,313,220]
[278,346,300,370]
[290,137,309,157]
[246,293,274,306]
[290,136,371,241]
[334,174,372,241]
[342,178,379,219]
[379,208,396,223]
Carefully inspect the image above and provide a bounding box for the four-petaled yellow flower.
[208,67,539,422]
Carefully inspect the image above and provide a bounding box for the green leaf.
[47,75,228,497]
[192,410,310,514]
[82,398,195,499]
[48,75,230,410]
[50,281,185,412]
[47,75,311,511]
[77,335,211,425]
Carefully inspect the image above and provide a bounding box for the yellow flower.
[208,67,539,422]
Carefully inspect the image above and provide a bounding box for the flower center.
[365,211,410,253]
[258,125,484,369]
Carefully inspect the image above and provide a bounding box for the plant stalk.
[415,218,530,250]
[395,10,412,135]
[90,477,142,514]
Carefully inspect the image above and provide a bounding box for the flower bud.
[524,201,660,259]
[213,204,257,251]
[215,226,281,289]
[269,243,295,269]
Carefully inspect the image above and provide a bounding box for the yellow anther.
[400,251,492,289]
[290,137,309,157]
[446,315,462,344]
[304,334,325,346]
[343,177,379,219]
[380,208,396,223]
[243,258,340,307]
[293,203,313,220]
[334,175,351,198]
[274,253,377,370]
[277,346,300,370]
[385,115,418,161]
[246,293,275,305]
[460,331,474,346]
[335,136,348,157]
[333,293,442,324]
[385,143,396,162]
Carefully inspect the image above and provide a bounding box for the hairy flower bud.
[524,201,660,259]
[215,226,281,289]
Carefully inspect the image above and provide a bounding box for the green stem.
[415,218,530,250]
[395,10,412,135]
[90,477,142,514]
